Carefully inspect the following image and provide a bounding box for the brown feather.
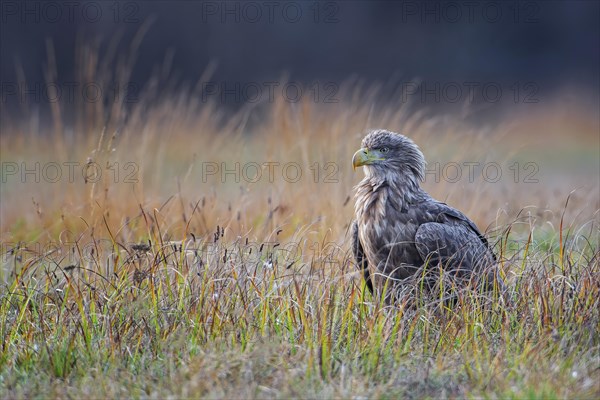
[352,130,503,302]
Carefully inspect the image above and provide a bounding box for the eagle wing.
[352,220,374,293]
[414,201,499,287]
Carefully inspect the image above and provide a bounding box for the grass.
[1,221,597,398]
[1,43,599,398]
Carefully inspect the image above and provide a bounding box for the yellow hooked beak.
[352,148,385,170]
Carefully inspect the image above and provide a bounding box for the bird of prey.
[351,129,503,303]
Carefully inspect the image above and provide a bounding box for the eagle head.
[352,129,426,182]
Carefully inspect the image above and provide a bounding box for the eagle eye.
[379,147,389,153]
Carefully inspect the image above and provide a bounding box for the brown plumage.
[351,129,503,302]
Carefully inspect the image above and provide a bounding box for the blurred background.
[1,0,598,243]
[2,1,599,121]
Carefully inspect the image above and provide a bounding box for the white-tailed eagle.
[351,129,504,302]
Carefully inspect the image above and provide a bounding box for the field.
[1,57,599,398]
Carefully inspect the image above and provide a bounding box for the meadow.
[1,48,599,398]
